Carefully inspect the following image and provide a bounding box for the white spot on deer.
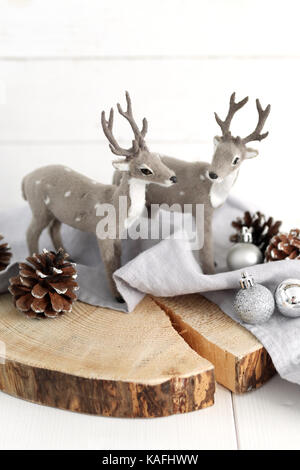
[75,216,81,222]
[44,196,50,205]
[64,191,71,198]
[200,175,205,181]
[35,180,41,185]
[179,191,185,196]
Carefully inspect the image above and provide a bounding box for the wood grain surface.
[154,294,276,393]
[0,294,214,418]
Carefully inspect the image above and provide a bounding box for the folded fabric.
[1,197,300,386]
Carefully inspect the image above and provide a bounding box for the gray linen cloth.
[1,197,300,385]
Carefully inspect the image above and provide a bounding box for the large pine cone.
[9,249,78,319]
[265,229,300,262]
[0,234,12,272]
[230,211,282,253]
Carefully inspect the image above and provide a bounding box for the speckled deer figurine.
[22,92,177,302]
[114,93,271,273]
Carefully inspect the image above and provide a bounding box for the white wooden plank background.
[0,0,300,450]
[0,59,298,143]
[233,375,300,450]
[1,0,300,58]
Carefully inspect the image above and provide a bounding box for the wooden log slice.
[154,294,276,393]
[0,294,214,418]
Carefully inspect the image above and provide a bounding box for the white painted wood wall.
[1,0,300,450]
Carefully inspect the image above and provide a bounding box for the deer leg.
[27,216,52,255]
[97,238,123,302]
[49,219,66,252]
[193,206,215,274]
[147,203,160,220]
[200,210,215,274]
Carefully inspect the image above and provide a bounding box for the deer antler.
[214,92,249,139]
[101,108,133,157]
[117,91,148,152]
[242,99,271,144]
[101,91,148,158]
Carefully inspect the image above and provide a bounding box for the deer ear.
[213,136,222,149]
[112,160,130,171]
[245,147,259,159]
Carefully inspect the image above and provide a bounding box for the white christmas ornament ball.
[233,272,275,324]
[227,242,263,271]
[227,227,263,271]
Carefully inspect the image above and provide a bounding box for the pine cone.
[230,211,282,253]
[9,248,78,319]
[0,234,12,272]
[265,229,300,262]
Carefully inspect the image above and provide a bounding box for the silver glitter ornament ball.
[275,279,300,318]
[233,272,275,324]
[227,227,263,271]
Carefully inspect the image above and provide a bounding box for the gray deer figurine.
[22,92,177,302]
[114,93,271,273]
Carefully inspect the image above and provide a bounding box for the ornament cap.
[239,226,253,243]
[240,271,254,289]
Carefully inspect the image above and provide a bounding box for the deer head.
[207,93,271,182]
[102,91,177,187]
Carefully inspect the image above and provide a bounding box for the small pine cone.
[0,234,12,272]
[265,229,300,262]
[230,211,282,252]
[9,248,78,319]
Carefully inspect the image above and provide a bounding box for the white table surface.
[0,0,300,450]
[1,375,300,450]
